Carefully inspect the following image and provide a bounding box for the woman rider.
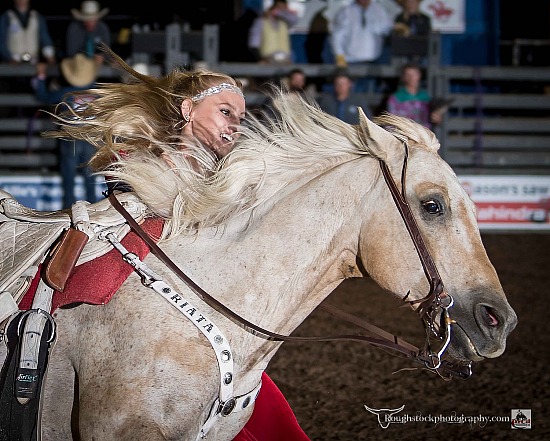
[45,46,310,440]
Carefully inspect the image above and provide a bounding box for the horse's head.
[356,110,517,366]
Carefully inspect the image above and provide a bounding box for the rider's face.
[182,90,246,159]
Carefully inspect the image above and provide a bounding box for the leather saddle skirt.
[0,189,150,319]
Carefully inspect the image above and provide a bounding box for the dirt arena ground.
[266,233,549,440]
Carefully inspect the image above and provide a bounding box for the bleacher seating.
[433,66,550,174]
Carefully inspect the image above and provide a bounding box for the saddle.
[0,189,150,321]
[0,189,149,441]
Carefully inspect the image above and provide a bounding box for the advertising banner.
[419,0,466,33]
[459,175,550,231]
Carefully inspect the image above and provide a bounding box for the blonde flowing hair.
[43,47,244,234]
[44,48,433,240]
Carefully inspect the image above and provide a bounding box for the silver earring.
[177,113,190,129]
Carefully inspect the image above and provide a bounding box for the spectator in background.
[0,0,55,65]
[391,0,432,64]
[66,1,111,66]
[305,3,331,92]
[305,4,329,64]
[259,68,317,121]
[318,69,373,124]
[286,67,317,99]
[287,67,319,103]
[32,54,102,208]
[331,0,393,92]
[392,0,432,38]
[386,62,442,129]
[248,0,298,64]
[287,67,305,90]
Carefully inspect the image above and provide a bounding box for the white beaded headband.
[191,83,245,102]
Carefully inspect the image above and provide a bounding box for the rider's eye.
[422,199,442,215]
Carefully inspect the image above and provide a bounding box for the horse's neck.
[157,157,377,360]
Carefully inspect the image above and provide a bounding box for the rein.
[107,150,471,379]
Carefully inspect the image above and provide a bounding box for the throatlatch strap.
[0,311,54,441]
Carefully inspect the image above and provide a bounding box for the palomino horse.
[0,93,517,440]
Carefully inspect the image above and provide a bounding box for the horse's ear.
[357,107,403,165]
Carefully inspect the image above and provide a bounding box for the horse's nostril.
[481,305,500,327]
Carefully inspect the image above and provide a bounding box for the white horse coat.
[1,96,517,440]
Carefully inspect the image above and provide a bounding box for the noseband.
[108,137,472,379]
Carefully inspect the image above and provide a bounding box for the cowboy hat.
[71,1,109,21]
[60,54,99,87]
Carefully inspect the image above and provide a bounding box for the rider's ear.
[180,99,193,121]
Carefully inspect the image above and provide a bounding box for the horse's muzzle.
[446,294,518,361]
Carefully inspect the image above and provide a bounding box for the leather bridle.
[376,136,467,377]
[108,139,472,379]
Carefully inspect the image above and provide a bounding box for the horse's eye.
[422,199,442,215]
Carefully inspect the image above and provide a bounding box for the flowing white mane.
[108,91,434,239]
